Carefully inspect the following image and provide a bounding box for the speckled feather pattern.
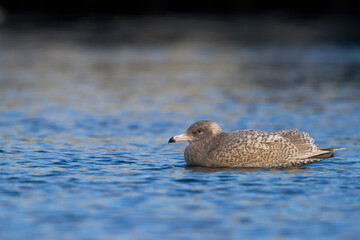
[186,130,301,168]
[171,121,340,168]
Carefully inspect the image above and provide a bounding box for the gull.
[168,120,344,168]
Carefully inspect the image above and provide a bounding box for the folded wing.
[207,130,298,168]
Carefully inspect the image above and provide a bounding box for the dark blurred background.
[0,0,359,15]
[0,0,359,44]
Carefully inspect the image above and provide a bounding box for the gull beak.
[168,133,191,143]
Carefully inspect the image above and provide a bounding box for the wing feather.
[276,129,317,158]
[207,130,298,167]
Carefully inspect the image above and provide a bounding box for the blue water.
[1,17,360,239]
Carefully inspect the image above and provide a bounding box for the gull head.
[168,120,223,143]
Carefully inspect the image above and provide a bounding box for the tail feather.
[309,151,335,160]
[290,148,344,167]
[306,148,345,158]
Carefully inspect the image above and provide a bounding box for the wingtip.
[331,148,346,151]
[320,148,346,152]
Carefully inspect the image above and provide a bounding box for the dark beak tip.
[168,137,176,144]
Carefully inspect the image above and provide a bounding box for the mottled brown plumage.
[168,120,343,168]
